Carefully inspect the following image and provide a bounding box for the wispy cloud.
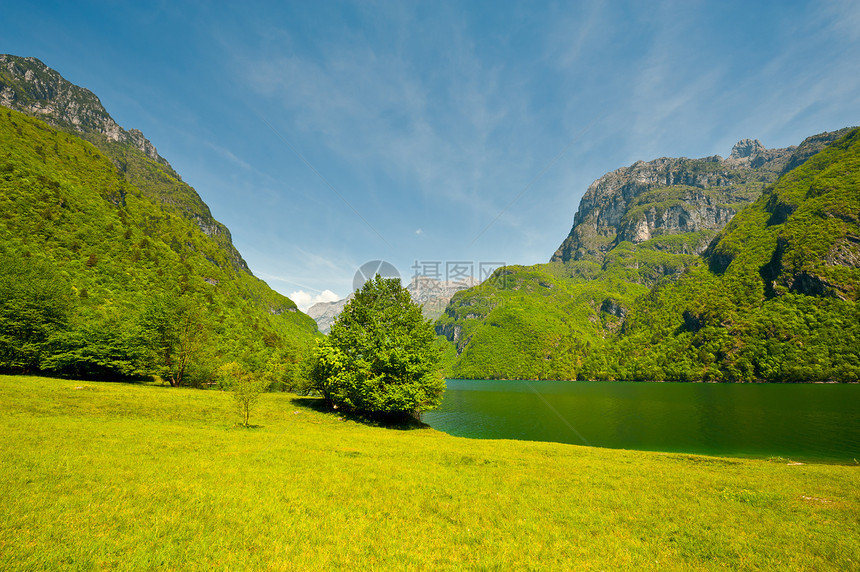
[231,5,552,237]
[824,0,860,42]
[211,0,860,290]
[201,139,256,173]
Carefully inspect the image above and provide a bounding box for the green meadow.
[1,375,857,570]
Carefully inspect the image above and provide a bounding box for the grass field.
[0,375,858,570]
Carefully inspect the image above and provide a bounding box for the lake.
[422,379,860,463]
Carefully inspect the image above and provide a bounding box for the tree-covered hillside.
[611,127,860,382]
[0,107,317,382]
[437,128,860,382]
[0,54,249,273]
[436,261,648,380]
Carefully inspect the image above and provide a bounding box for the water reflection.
[422,380,860,462]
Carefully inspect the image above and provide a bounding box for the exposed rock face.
[729,138,765,159]
[612,187,737,246]
[551,132,850,263]
[600,298,627,318]
[126,129,162,163]
[308,275,480,334]
[827,236,860,269]
[407,275,480,321]
[307,296,351,335]
[0,54,164,162]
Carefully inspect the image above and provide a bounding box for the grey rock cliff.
[551,132,849,264]
[307,296,352,335]
[0,54,164,163]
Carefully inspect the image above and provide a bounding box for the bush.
[217,361,270,427]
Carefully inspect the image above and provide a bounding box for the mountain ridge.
[551,130,851,264]
[438,127,860,381]
[0,54,251,274]
[0,55,166,163]
[0,56,317,382]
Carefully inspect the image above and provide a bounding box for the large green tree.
[137,293,208,387]
[309,275,444,417]
[0,250,72,373]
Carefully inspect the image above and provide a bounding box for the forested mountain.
[0,55,317,383]
[614,128,860,381]
[437,128,859,382]
[2,55,856,385]
[0,55,248,271]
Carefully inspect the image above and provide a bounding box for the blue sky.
[4,1,859,309]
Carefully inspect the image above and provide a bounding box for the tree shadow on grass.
[288,395,431,431]
[30,371,154,385]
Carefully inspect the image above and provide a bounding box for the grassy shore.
[0,375,857,570]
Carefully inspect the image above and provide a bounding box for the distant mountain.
[307,296,351,335]
[309,275,479,334]
[551,134,848,264]
[436,128,859,381]
[0,55,317,382]
[407,275,481,321]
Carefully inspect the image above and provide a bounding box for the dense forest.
[0,107,317,384]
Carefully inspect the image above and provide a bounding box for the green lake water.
[422,379,860,463]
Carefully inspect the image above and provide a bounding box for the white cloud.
[289,289,341,312]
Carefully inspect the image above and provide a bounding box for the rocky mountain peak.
[0,54,163,163]
[730,138,766,159]
[551,131,848,264]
